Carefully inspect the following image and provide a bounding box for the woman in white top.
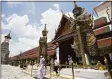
[38,55,45,79]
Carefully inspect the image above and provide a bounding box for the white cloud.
[18,37,38,47]
[53,4,59,11]
[1,14,5,18]
[1,34,7,43]
[6,14,17,22]
[2,3,62,57]
[40,4,62,42]
[9,40,32,56]
[1,22,8,30]
[5,14,30,37]
[2,14,40,57]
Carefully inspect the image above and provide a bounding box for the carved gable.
[60,20,71,35]
[54,15,73,39]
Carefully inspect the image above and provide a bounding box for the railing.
[22,62,111,79]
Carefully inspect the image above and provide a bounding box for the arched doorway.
[59,38,79,65]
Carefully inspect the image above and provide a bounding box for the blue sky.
[1,1,101,56]
[2,1,100,26]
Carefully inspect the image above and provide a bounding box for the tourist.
[37,55,45,79]
[54,57,59,75]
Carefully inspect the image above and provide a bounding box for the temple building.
[94,1,112,21]
[52,1,112,65]
[1,32,11,64]
[94,1,112,64]
[9,42,56,66]
[9,1,112,66]
[52,14,76,65]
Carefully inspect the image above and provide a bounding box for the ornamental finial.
[74,1,78,8]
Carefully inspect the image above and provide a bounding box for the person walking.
[37,55,45,79]
[54,57,59,75]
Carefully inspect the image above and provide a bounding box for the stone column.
[109,53,112,63]
[26,59,28,65]
[77,26,87,68]
[21,60,22,64]
[56,47,59,63]
[85,54,90,65]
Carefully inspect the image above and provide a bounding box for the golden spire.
[74,1,78,8]
[42,24,48,36]
[44,24,47,31]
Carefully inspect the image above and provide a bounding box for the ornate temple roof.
[53,14,74,43]
[10,42,56,61]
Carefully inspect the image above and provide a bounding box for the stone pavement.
[22,65,70,79]
[22,65,109,79]
[59,68,109,79]
[2,65,34,79]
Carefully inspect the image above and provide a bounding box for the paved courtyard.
[1,64,110,79]
[1,65,34,79]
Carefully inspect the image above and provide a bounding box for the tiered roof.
[10,42,56,61]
